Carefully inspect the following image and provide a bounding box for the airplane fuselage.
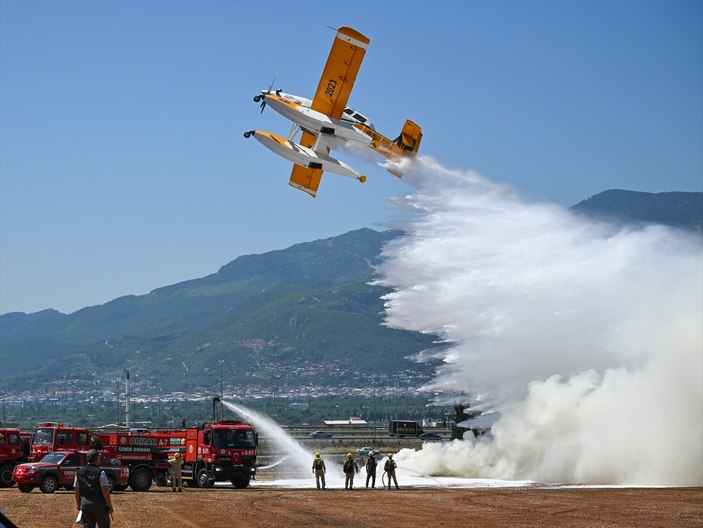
[261,90,376,131]
[262,94,372,146]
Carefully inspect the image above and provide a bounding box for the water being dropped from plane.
[377,156,703,486]
[221,400,345,486]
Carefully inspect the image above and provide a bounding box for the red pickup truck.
[12,450,129,494]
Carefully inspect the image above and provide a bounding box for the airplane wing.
[288,129,322,197]
[288,27,370,196]
[289,162,323,198]
[309,26,370,120]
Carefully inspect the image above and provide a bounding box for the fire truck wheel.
[196,468,214,488]
[129,467,153,492]
[231,478,250,489]
[40,474,59,494]
[0,464,15,487]
[106,474,117,494]
[18,484,33,493]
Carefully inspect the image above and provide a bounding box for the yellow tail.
[393,119,423,154]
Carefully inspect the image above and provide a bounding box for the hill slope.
[571,189,702,232]
[0,228,437,391]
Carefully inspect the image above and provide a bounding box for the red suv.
[12,450,129,494]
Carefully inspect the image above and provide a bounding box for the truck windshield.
[33,428,54,446]
[213,429,256,449]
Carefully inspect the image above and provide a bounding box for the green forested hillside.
[571,189,702,232]
[0,228,437,391]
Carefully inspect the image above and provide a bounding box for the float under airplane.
[244,26,422,198]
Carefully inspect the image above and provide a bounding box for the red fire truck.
[169,418,258,489]
[25,399,258,491]
[29,423,93,461]
[93,399,258,491]
[93,429,172,492]
[0,428,31,487]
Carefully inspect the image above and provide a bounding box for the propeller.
[253,75,277,113]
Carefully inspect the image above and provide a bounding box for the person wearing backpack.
[343,453,359,489]
[312,452,327,489]
[74,450,113,528]
[365,453,378,488]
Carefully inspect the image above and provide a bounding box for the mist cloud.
[376,157,702,485]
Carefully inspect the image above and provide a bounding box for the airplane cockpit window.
[342,107,375,130]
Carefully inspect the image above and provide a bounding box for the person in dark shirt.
[74,450,113,528]
[365,453,378,488]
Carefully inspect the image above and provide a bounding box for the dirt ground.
[1,486,701,528]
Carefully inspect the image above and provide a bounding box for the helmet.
[315,453,320,458]
[387,453,393,459]
[174,452,181,458]
[347,453,353,458]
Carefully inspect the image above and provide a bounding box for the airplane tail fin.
[385,119,422,177]
[393,119,423,154]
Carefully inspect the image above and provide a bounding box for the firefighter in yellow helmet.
[312,452,326,489]
[384,453,399,489]
[168,452,184,492]
[343,453,359,490]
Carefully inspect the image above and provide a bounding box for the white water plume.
[221,400,344,485]
[376,156,703,486]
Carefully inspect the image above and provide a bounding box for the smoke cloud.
[376,157,703,485]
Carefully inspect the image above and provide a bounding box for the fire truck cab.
[30,423,94,461]
[0,428,31,487]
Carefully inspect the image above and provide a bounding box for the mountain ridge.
[1,190,700,393]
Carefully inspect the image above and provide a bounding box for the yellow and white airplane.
[244,26,422,198]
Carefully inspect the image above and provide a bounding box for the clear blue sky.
[1,0,701,315]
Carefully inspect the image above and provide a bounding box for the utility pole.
[218,360,224,398]
[115,378,120,427]
[125,369,132,429]
[218,359,225,420]
[373,386,376,443]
